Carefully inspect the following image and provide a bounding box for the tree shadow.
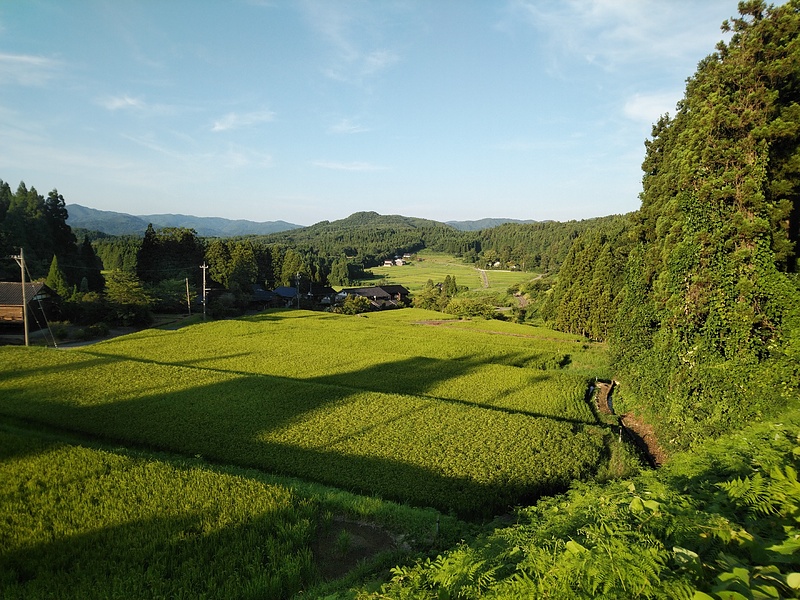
[0,500,318,599]
[1,348,602,520]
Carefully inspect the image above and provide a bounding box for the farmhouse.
[249,284,277,309]
[273,286,299,307]
[307,284,337,305]
[338,284,410,308]
[0,281,59,329]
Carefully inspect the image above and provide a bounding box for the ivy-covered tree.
[613,0,800,446]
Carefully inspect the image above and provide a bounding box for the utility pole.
[296,271,300,309]
[11,248,28,346]
[185,277,192,315]
[200,263,208,320]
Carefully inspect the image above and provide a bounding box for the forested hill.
[66,204,302,237]
[445,217,538,231]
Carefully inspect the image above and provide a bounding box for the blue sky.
[1,1,743,226]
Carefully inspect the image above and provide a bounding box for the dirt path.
[476,268,489,288]
[594,381,666,467]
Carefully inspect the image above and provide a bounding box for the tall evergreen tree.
[613,0,800,446]
[79,235,105,292]
[46,254,70,298]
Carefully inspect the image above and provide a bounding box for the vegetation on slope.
[611,0,800,448]
[348,409,800,599]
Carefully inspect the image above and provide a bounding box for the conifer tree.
[613,0,800,445]
[46,255,70,298]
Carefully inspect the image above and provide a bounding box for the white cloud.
[506,0,734,73]
[623,92,681,123]
[122,133,273,169]
[212,109,276,132]
[312,160,385,171]
[0,53,62,86]
[363,49,399,75]
[301,1,400,83]
[329,118,369,134]
[100,95,146,111]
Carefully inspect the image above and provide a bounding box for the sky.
[0,1,746,226]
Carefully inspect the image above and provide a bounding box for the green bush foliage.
[351,414,800,599]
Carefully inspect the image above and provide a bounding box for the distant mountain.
[308,211,449,232]
[66,204,303,237]
[446,218,538,231]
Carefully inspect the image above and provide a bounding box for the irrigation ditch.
[593,380,665,468]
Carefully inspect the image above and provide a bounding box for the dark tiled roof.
[341,285,410,298]
[0,282,51,305]
[273,286,298,299]
[251,285,276,302]
[377,284,410,295]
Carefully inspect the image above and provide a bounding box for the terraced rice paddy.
[0,308,611,518]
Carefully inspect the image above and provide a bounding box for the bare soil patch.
[595,381,614,415]
[620,413,667,467]
[594,381,666,467]
[312,517,400,581]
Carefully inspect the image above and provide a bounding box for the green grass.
[0,425,317,599]
[362,251,537,293]
[0,309,610,518]
[0,420,471,599]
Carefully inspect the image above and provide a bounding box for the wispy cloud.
[505,0,733,73]
[0,53,62,86]
[312,160,385,171]
[329,118,369,134]
[301,1,400,83]
[623,92,680,123]
[122,132,273,169]
[212,109,276,132]
[97,94,182,117]
[100,95,146,111]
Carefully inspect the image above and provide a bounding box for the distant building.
[0,282,59,329]
[250,284,277,309]
[337,285,410,309]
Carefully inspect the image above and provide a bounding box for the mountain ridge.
[66,204,304,237]
[66,204,535,236]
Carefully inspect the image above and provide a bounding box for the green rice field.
[0,309,610,519]
[0,425,317,599]
[364,251,536,292]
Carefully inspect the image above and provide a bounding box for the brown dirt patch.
[620,413,668,467]
[595,381,666,467]
[311,517,400,581]
[595,381,614,415]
